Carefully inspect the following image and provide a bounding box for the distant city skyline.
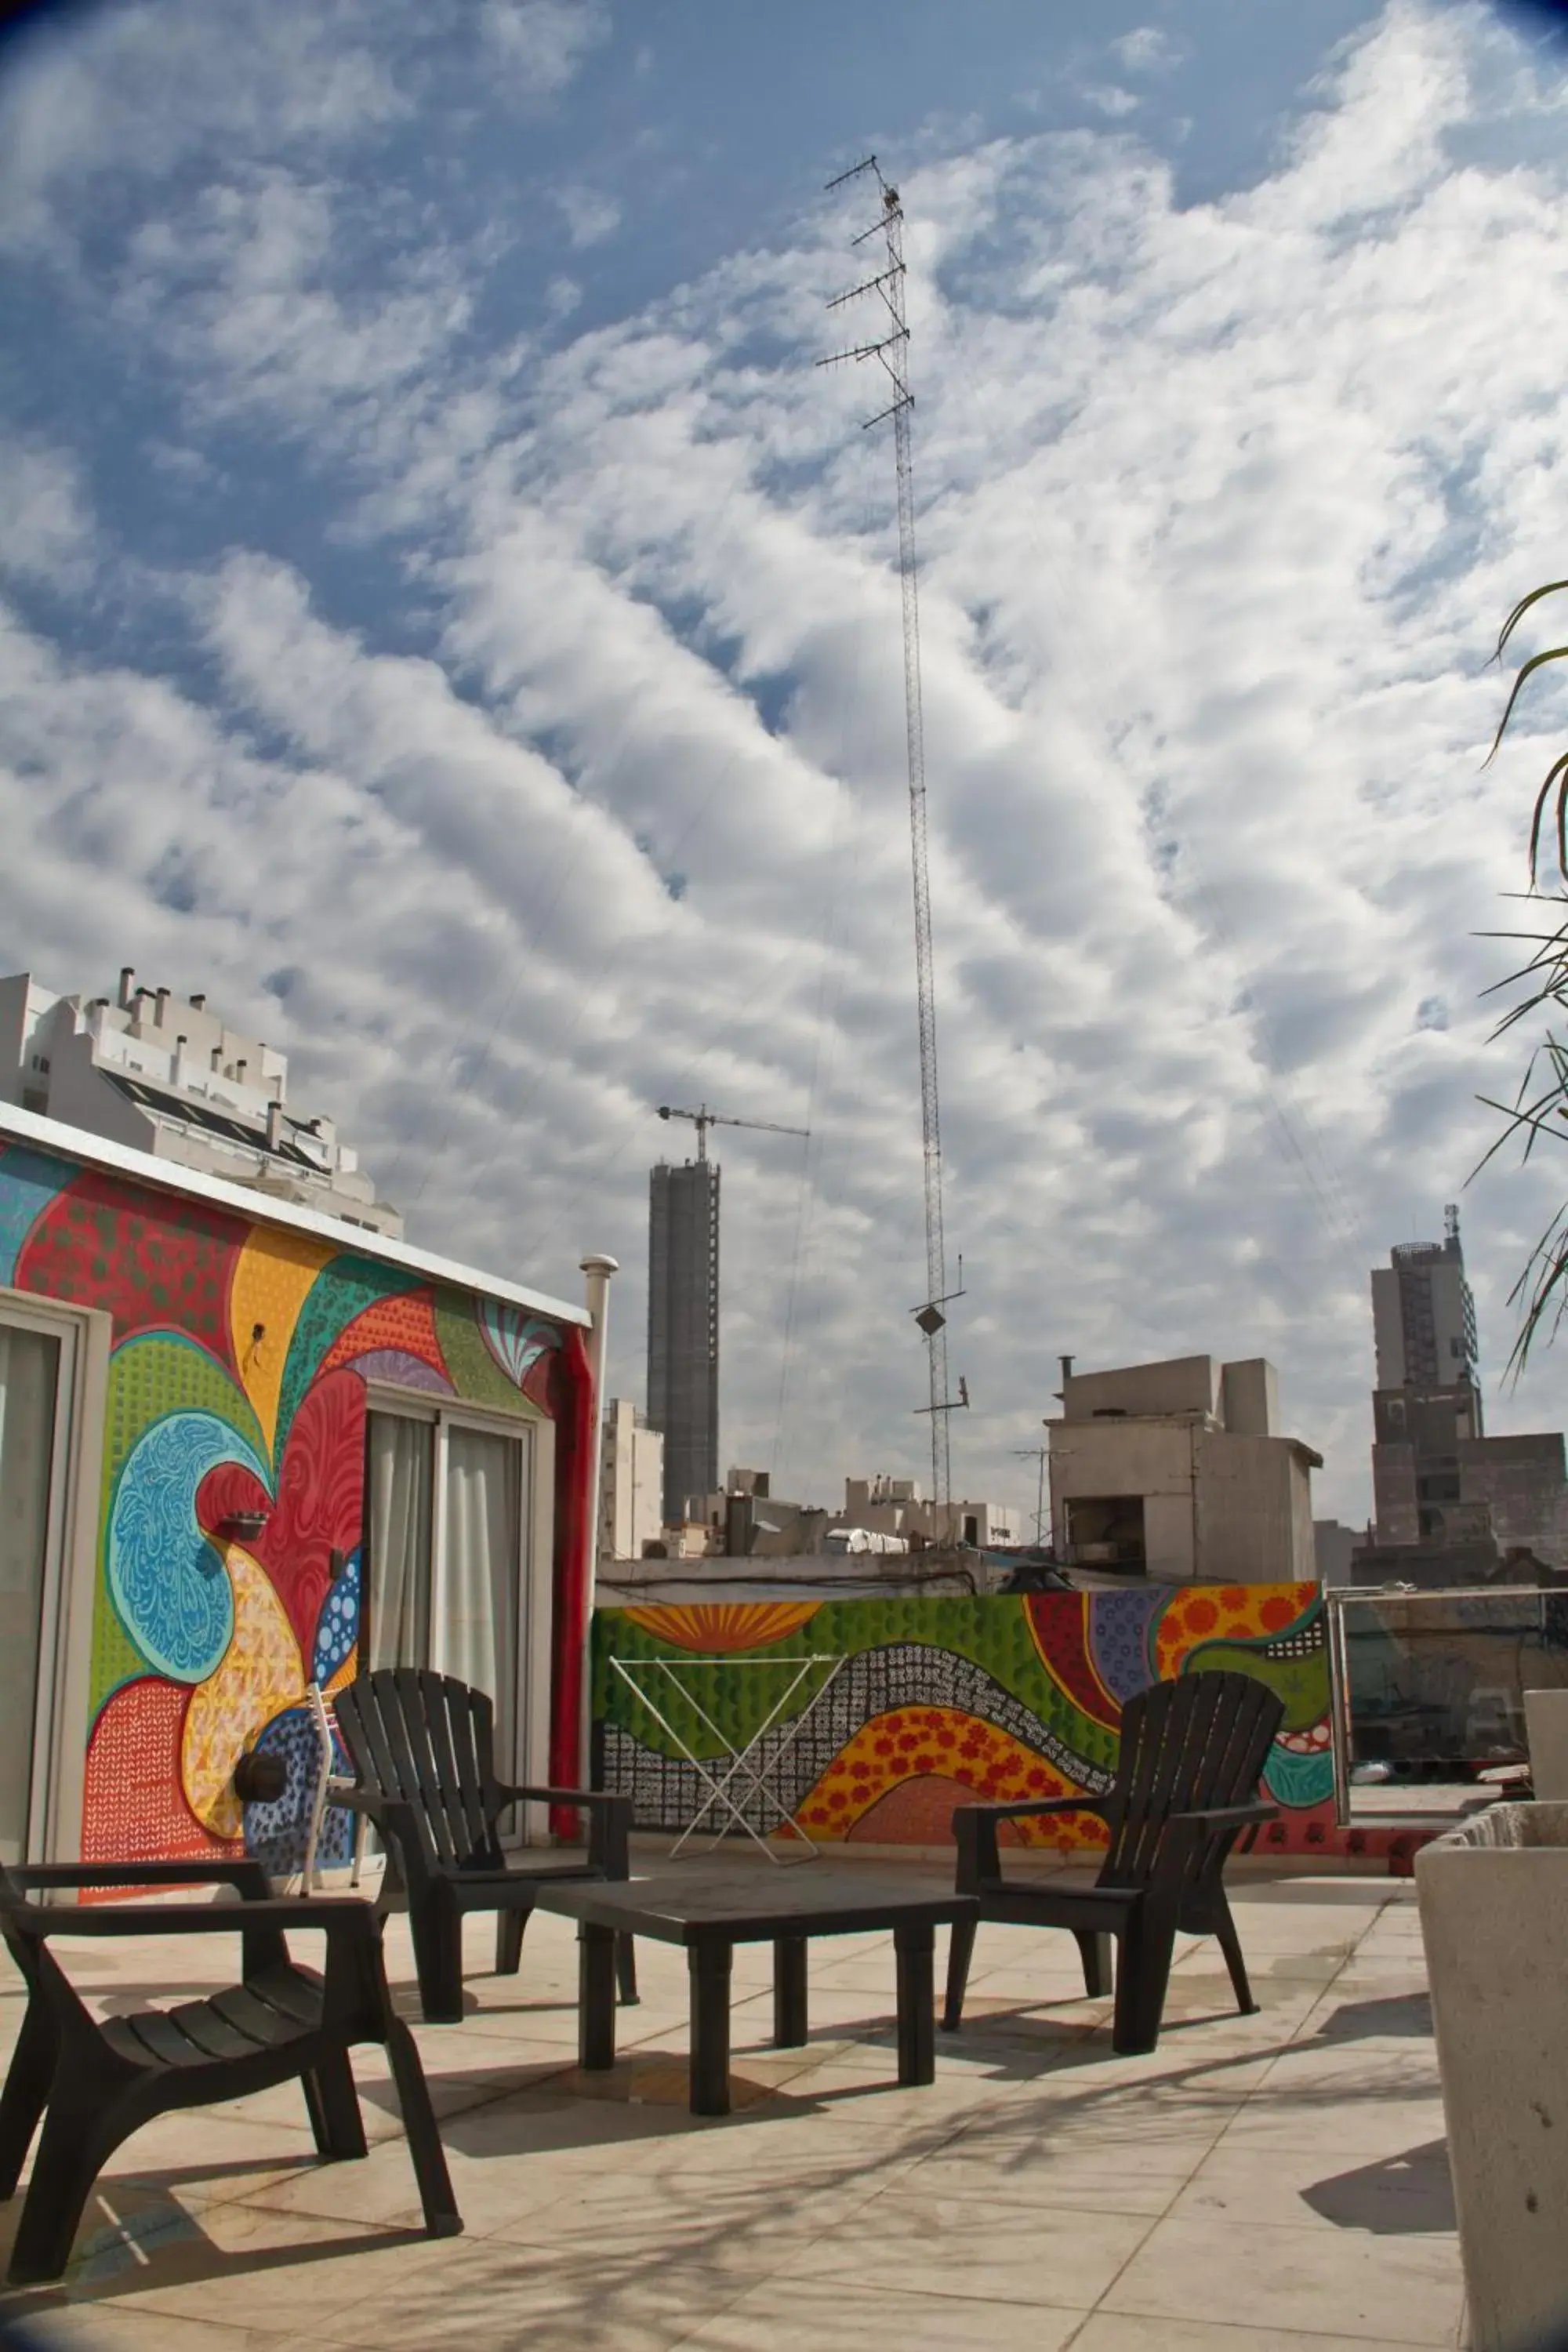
[3,0,1568,1523]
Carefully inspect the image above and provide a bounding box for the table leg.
[579,1922,618,2073]
[895,1922,936,2087]
[689,1938,733,2116]
[773,1935,808,2047]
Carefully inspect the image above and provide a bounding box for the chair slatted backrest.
[1098,1670,1283,1891]
[335,1669,505,1875]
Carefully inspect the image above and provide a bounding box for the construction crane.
[656,1104,810,1160]
[819,155,964,1508]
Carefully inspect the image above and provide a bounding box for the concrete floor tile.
[670,2276,1090,2350]
[797,2187,1155,2308]
[1069,2317,1443,2352]
[1102,2212,1465,2343]
[1,2190,458,2336]
[0,2305,289,2351]
[1168,2136,1456,2237]
[312,2228,793,2350]
[1215,2091,1449,2158]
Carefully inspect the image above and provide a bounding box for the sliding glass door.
[362,1406,530,1771]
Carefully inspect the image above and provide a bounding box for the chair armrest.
[495,1783,626,1813]
[13,1860,273,1899]
[955,1796,1115,1828]
[22,1895,380,1942]
[495,1784,631,1873]
[951,1794,1113,1892]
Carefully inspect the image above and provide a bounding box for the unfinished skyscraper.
[647,1157,720,1523]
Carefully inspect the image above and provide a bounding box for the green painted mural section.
[90,1334,267,1717]
[594,1595,1121,1773]
[274,1254,412,1451]
[433,1295,539,1419]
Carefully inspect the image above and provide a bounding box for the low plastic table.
[533,1869,979,2116]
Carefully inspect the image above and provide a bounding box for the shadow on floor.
[1308,1991,1433,2042]
[1301,2139,1456,2234]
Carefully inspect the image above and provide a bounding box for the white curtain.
[365,1412,433,1671]
[0,1324,60,1865]
[442,1426,522,1762]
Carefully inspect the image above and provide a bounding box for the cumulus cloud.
[4,0,1568,1523]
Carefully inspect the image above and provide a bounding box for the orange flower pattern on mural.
[1154,1579,1318,1680]
[791,1708,1108,1849]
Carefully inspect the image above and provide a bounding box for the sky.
[5,0,1568,1530]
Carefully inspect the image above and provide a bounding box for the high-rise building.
[647,1157,720,1522]
[1371,1203,1480,1393]
[1369,1208,1484,1547]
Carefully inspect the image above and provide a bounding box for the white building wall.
[600,1399,666,1561]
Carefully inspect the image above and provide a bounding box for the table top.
[530,1866,978,1944]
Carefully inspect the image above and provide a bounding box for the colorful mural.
[0,1134,583,1874]
[594,1585,1421,1869]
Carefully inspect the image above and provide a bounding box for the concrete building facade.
[0,968,399,1236]
[597,1398,665,1563]
[1046,1355,1320,1584]
[646,1158,719,1522]
[1371,1206,1480,1392]
[834,1473,1021,1552]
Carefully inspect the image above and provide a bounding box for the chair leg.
[0,1998,55,2200]
[5,2088,128,2288]
[1212,1894,1257,2016]
[616,1933,639,2007]
[1112,1901,1177,2057]
[1074,1930,1114,1998]
[411,1897,465,2024]
[382,2016,463,2241]
[495,1908,528,1976]
[301,2049,368,2161]
[941,1914,978,2031]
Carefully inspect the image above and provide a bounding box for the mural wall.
[594,1585,1419,1869]
[0,1135,579,1872]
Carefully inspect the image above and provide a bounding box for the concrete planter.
[1524,1689,1568,1799]
[1417,1801,1568,2351]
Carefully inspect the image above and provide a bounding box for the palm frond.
[1497,580,1568,662]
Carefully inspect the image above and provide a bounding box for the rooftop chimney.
[190,993,206,1011]
[266,1101,285,1152]
[235,1058,247,1082]
[154,987,171,1026]
[118,967,135,1010]
[210,1046,222,1071]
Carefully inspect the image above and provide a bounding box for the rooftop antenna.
[818,154,965,1508]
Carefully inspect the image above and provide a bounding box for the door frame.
[0,1283,111,1864]
[360,1385,553,1808]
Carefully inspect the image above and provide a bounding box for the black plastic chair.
[334,1668,637,2024]
[944,1670,1283,2055]
[0,1857,459,2287]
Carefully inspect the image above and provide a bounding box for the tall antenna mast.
[819,154,964,1511]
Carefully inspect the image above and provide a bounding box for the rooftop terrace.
[0,1859,1461,2352]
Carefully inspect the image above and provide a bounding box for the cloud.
[480,0,608,99]
[5,0,1568,1526]
[1110,27,1184,74]
[555,183,622,248]
[0,439,95,590]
